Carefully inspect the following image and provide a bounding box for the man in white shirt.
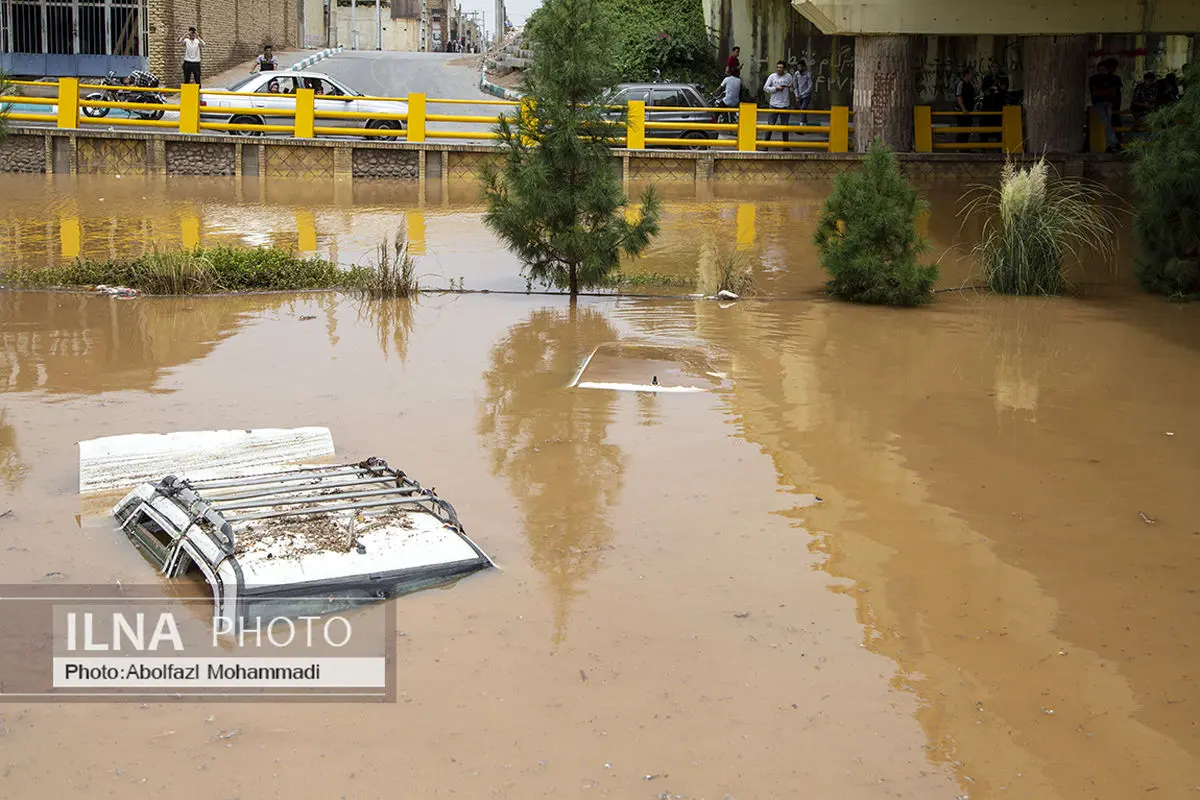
[762,60,794,143]
[717,68,742,125]
[179,27,205,86]
[792,60,813,126]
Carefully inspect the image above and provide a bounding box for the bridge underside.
[701,0,1199,153]
[793,0,1200,35]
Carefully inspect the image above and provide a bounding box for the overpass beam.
[1023,35,1090,154]
[852,35,916,153]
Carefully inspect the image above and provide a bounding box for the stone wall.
[148,0,298,86]
[166,141,237,175]
[0,135,46,173]
[353,148,420,179]
[0,127,1129,187]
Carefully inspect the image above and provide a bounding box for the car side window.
[650,89,687,108]
[127,509,174,565]
[270,76,298,94]
[621,89,649,105]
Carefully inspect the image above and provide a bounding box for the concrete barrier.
[479,67,523,101]
[289,47,345,71]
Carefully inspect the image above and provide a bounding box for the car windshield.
[226,75,261,92]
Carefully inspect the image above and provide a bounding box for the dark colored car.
[603,82,718,149]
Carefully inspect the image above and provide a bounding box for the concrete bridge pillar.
[1023,35,1090,154]
[852,35,917,152]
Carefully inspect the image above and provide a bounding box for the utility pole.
[351,0,358,50]
[376,0,382,49]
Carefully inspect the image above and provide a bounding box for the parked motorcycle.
[82,71,166,121]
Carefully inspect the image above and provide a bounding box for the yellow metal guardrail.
[1087,107,1142,153]
[914,106,1023,153]
[1,77,1045,155]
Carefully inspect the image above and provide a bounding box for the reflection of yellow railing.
[914,106,1023,154]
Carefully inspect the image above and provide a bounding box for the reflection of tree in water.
[0,409,29,489]
[478,306,625,644]
[637,391,660,426]
[356,298,416,362]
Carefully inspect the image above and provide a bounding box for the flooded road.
[2,174,1198,800]
[0,173,1133,296]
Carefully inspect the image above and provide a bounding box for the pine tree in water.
[813,140,937,306]
[481,0,662,296]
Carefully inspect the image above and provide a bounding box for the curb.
[290,46,345,71]
[479,67,523,101]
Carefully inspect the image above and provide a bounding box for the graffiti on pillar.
[784,43,854,105]
[916,38,1023,105]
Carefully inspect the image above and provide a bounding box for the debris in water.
[645,773,667,780]
[1041,707,1055,715]
[733,612,750,619]
[93,285,141,298]
[299,315,316,321]
[713,290,740,301]
[1139,511,1157,525]
[579,669,588,682]
[213,728,241,741]
[0,510,12,520]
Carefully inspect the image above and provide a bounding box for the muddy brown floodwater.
[1,174,1198,800]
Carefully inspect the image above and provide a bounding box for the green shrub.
[813,141,936,306]
[0,70,13,141]
[965,157,1119,295]
[1130,63,1200,298]
[5,245,367,294]
[601,0,714,86]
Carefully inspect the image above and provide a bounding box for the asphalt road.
[313,51,504,144]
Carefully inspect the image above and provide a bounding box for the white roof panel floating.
[569,342,730,394]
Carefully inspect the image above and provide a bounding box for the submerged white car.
[81,424,493,627]
[200,70,408,137]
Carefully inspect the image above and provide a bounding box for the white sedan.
[199,70,408,137]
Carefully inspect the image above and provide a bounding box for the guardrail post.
[1001,105,1022,154]
[406,93,426,142]
[519,98,537,146]
[57,77,79,129]
[737,102,757,152]
[914,106,933,153]
[179,83,200,134]
[295,88,315,138]
[627,99,645,149]
[1087,107,1105,153]
[829,106,850,153]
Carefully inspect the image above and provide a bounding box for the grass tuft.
[354,228,419,299]
[711,254,755,296]
[963,157,1122,295]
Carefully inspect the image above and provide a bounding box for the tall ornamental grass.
[965,158,1120,295]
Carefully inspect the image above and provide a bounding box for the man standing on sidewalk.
[792,60,813,127]
[762,60,794,144]
[179,27,205,86]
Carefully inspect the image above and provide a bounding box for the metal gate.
[1,0,148,77]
